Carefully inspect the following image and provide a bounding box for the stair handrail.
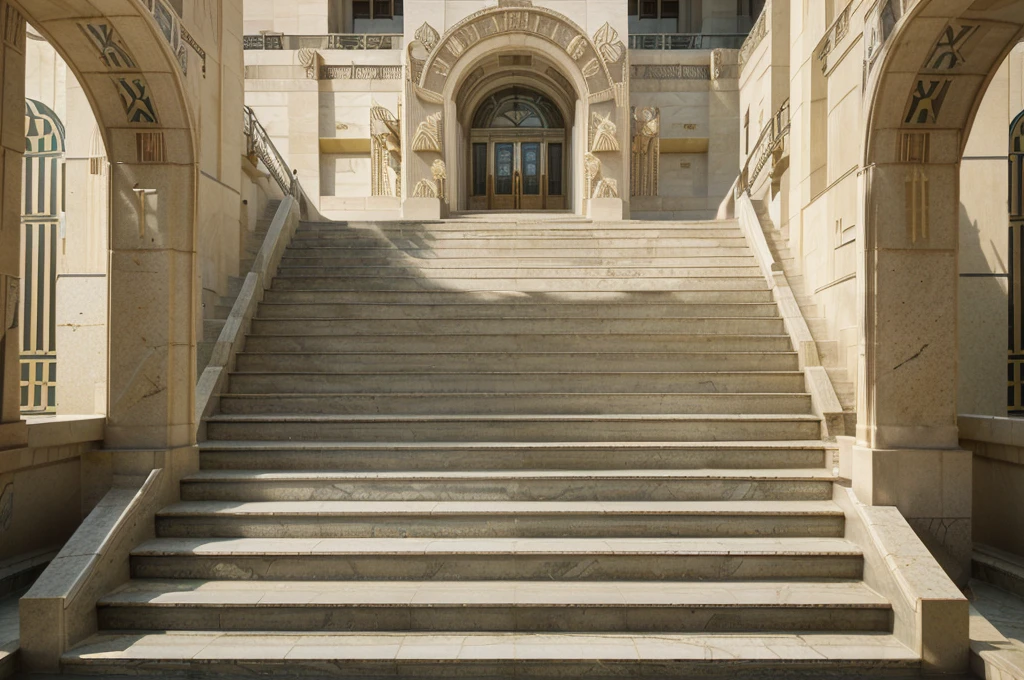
[243,105,298,199]
[736,99,790,196]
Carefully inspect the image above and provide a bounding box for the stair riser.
[255,303,781,320]
[287,236,753,248]
[296,226,745,237]
[130,553,862,582]
[59,657,923,679]
[205,419,822,442]
[282,246,757,258]
[225,373,807,395]
[97,604,889,634]
[248,318,787,335]
[241,334,794,354]
[262,289,777,304]
[215,394,815,416]
[274,266,765,279]
[179,478,834,502]
[279,256,759,267]
[198,448,828,471]
[155,514,845,540]
[234,353,801,373]
[270,277,770,292]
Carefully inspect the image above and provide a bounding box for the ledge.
[959,414,1024,450]
[0,416,105,476]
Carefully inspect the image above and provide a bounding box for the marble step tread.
[98,579,887,610]
[181,469,834,483]
[197,440,830,452]
[157,499,844,518]
[63,630,919,670]
[132,536,860,558]
[205,413,821,424]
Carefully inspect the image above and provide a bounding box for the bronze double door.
[468,133,566,211]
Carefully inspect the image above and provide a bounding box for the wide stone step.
[270,275,770,292]
[241,332,794,353]
[155,499,844,539]
[197,441,830,471]
[287,235,754,249]
[215,392,815,416]
[130,536,862,581]
[224,371,807,395]
[298,222,740,234]
[95,580,890,634]
[62,630,920,678]
[179,469,833,502]
[262,288,776,304]
[274,265,764,279]
[248,317,786,336]
[205,413,822,442]
[282,245,756,258]
[254,302,780,320]
[234,351,800,373]
[279,254,759,267]
[291,228,746,240]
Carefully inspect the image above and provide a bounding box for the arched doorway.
[1011,110,1024,413]
[467,86,568,211]
[0,0,200,450]
[855,0,1024,585]
[402,5,629,219]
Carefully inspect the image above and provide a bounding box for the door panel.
[493,142,515,210]
[520,142,543,210]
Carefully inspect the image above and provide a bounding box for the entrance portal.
[467,87,567,211]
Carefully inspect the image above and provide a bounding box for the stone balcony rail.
[627,33,746,50]
[243,33,403,50]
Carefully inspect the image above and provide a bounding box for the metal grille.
[20,100,63,414]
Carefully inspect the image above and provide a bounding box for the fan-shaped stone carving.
[413,178,438,198]
[593,177,619,199]
[412,111,443,153]
[594,22,625,64]
[415,22,440,52]
[590,112,619,152]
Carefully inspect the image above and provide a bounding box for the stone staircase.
[197,200,281,374]
[63,217,921,677]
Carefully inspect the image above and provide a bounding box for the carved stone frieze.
[431,159,447,200]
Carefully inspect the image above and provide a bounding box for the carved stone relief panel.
[412,111,443,153]
[630,106,660,197]
[370,101,402,197]
[590,112,619,152]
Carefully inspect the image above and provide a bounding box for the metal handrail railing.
[627,33,747,50]
[737,99,790,196]
[243,105,297,198]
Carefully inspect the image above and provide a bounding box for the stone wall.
[960,416,1024,559]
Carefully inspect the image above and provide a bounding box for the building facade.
[243,0,759,219]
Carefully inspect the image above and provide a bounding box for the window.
[630,0,682,20]
[353,0,402,20]
[548,144,563,197]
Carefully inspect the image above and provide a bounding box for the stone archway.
[856,0,1024,576]
[401,1,630,219]
[0,0,199,450]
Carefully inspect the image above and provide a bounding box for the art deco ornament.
[413,112,443,153]
[590,112,619,152]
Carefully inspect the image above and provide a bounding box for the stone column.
[0,2,27,450]
[854,158,972,582]
[105,154,198,451]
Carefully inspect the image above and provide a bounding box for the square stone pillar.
[856,161,971,583]
[0,6,27,450]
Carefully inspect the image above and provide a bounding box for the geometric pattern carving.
[899,132,930,163]
[412,111,442,153]
[590,112,619,152]
[370,101,402,197]
[114,76,159,124]
[79,23,137,69]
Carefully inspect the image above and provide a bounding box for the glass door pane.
[547,143,563,196]
[472,143,487,196]
[521,142,540,196]
[494,143,514,195]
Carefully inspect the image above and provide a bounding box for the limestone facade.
[242,0,756,220]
